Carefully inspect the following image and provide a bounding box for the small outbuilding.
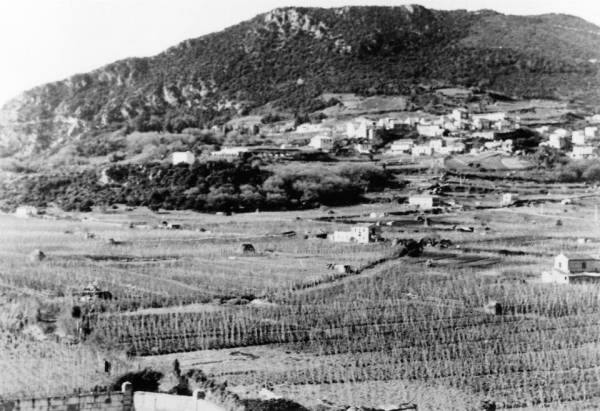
[501,193,518,207]
[172,151,196,165]
[14,205,38,218]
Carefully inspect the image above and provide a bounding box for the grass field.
[2,184,600,409]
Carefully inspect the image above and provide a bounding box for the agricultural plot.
[2,188,600,409]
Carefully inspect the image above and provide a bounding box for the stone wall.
[0,384,133,411]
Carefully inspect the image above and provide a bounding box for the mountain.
[2,5,600,158]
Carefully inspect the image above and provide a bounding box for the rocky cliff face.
[2,5,600,158]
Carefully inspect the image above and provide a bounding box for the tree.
[532,146,566,169]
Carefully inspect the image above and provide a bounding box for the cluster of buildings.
[381,109,513,157]
[539,126,599,159]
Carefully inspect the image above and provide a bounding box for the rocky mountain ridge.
[1,5,600,158]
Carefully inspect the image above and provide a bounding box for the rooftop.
[558,253,597,260]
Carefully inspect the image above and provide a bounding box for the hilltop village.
[168,98,599,168]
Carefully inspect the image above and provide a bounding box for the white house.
[439,142,466,155]
[493,119,512,131]
[347,118,376,140]
[542,253,600,284]
[388,139,414,154]
[451,108,469,123]
[377,118,399,130]
[331,224,381,244]
[417,124,444,138]
[571,145,595,160]
[309,134,334,152]
[585,126,598,138]
[548,134,566,149]
[429,139,444,152]
[354,142,372,154]
[172,151,196,165]
[501,193,518,207]
[572,130,586,146]
[411,144,433,157]
[14,205,38,218]
[472,112,506,123]
[408,195,439,210]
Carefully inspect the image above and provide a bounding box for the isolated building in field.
[172,151,196,165]
[542,253,600,284]
[331,224,381,244]
[408,195,439,210]
[501,193,518,207]
[14,205,38,218]
[309,134,334,152]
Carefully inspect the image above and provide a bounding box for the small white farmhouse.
[172,151,196,165]
[542,253,600,284]
[501,193,518,207]
[408,195,438,210]
[331,224,381,244]
[14,205,38,218]
[309,135,334,152]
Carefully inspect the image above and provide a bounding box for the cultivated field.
[2,183,600,409]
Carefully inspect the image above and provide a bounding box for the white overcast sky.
[0,0,599,106]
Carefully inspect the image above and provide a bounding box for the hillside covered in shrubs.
[2,161,396,212]
[2,5,600,157]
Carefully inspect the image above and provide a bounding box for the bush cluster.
[5,161,395,213]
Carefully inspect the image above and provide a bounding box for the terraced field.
[2,188,600,409]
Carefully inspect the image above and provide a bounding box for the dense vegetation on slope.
[1,161,394,212]
[1,5,600,157]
